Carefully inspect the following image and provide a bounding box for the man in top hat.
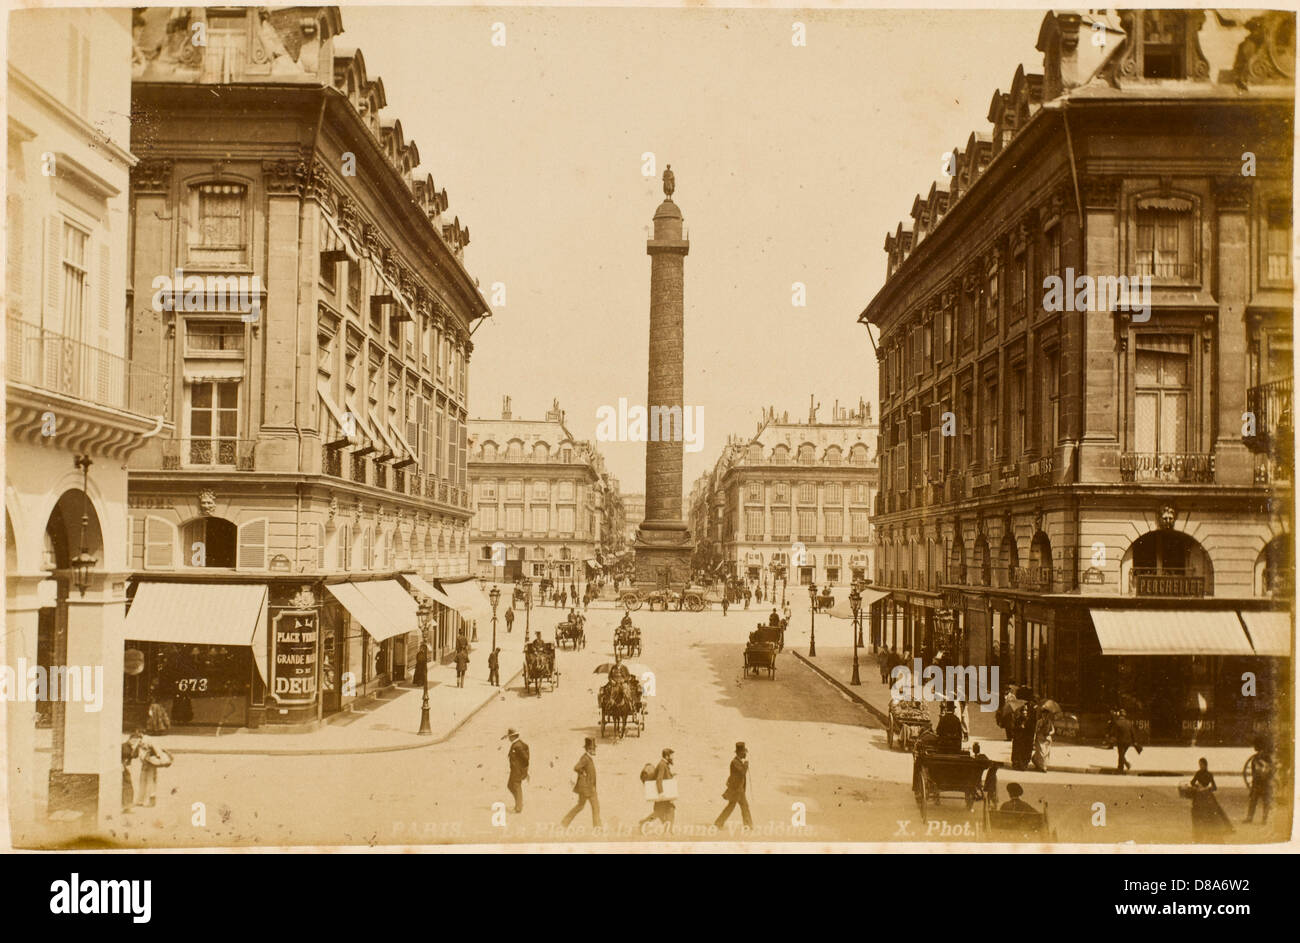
[487,647,500,687]
[503,728,529,813]
[561,737,601,828]
[936,700,964,754]
[714,742,753,829]
[999,782,1034,814]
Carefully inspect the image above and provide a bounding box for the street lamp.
[72,455,97,597]
[807,580,817,658]
[488,583,501,656]
[417,597,434,735]
[849,587,862,686]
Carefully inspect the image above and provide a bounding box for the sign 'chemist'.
[272,611,318,704]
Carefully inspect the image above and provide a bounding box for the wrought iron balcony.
[1027,455,1054,486]
[162,438,256,470]
[1008,566,1054,592]
[1119,452,1215,483]
[7,316,168,416]
[1245,376,1293,452]
[1130,567,1206,597]
[322,447,342,478]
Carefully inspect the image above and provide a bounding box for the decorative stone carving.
[327,495,338,525]
[1157,504,1177,529]
[198,489,217,516]
[1234,12,1296,88]
[131,158,174,194]
[289,586,317,609]
[263,155,310,196]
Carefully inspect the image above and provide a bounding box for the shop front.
[323,580,419,711]
[123,582,268,730]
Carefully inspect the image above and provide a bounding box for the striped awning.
[125,582,268,680]
[399,572,457,610]
[440,579,494,626]
[326,581,416,642]
[1239,610,1292,656]
[318,383,358,446]
[1089,608,1255,656]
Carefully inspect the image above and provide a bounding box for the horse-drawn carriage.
[887,699,933,751]
[910,740,997,822]
[522,639,559,695]
[750,619,787,652]
[614,622,642,658]
[814,589,836,612]
[743,635,779,679]
[556,614,586,650]
[598,664,646,738]
[619,585,710,612]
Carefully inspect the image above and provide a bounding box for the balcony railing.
[1130,568,1206,597]
[1255,452,1293,485]
[7,317,168,416]
[1245,376,1293,451]
[970,470,992,490]
[162,438,256,470]
[323,447,342,478]
[1008,566,1054,592]
[1120,452,1215,483]
[1027,455,1054,485]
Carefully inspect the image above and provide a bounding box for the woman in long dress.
[1031,710,1054,772]
[1188,757,1234,841]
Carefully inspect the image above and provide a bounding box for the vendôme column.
[633,165,695,584]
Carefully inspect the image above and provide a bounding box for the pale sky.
[341,5,1046,492]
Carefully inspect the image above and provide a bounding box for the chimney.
[502,395,512,421]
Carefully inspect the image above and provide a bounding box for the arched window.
[1125,529,1213,596]
[973,537,990,586]
[798,443,815,465]
[850,444,869,465]
[999,532,1019,587]
[481,441,498,461]
[825,446,842,466]
[187,181,249,266]
[533,442,550,461]
[1029,532,1052,591]
[772,445,789,465]
[1257,534,1294,597]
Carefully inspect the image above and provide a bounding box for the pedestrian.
[121,738,136,813]
[488,647,500,686]
[721,594,729,617]
[583,591,590,613]
[127,729,171,808]
[412,643,428,687]
[743,588,751,609]
[1244,739,1275,824]
[755,585,763,605]
[561,736,602,828]
[1107,707,1141,774]
[560,588,567,609]
[1031,706,1054,772]
[1010,699,1035,771]
[1186,757,1234,841]
[570,581,577,605]
[503,728,529,813]
[505,607,515,634]
[714,742,753,830]
[995,686,1017,741]
[454,647,468,688]
[880,644,897,684]
[640,748,676,834]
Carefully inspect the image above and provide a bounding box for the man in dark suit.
[936,701,964,754]
[504,728,529,813]
[1108,708,1140,774]
[487,648,500,687]
[561,737,601,827]
[999,782,1035,814]
[714,742,753,829]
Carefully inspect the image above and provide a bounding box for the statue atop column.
[663,164,675,200]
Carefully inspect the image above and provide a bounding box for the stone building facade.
[693,401,879,595]
[6,6,168,836]
[121,7,489,731]
[862,9,1293,745]
[468,399,605,589]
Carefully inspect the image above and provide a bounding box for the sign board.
[271,609,318,705]
[1082,567,1105,584]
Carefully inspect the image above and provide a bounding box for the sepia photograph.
[2,0,1295,869]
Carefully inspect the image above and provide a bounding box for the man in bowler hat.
[714,742,753,829]
[561,737,601,827]
[503,728,529,813]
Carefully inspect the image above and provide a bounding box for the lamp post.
[522,576,532,651]
[489,583,501,655]
[72,455,98,597]
[849,588,862,686]
[417,597,434,735]
[807,580,817,657]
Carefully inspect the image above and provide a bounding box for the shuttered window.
[236,518,268,570]
[144,516,175,569]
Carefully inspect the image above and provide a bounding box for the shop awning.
[440,579,494,625]
[1239,610,1293,656]
[859,588,889,607]
[326,581,415,642]
[125,582,268,681]
[318,384,358,447]
[399,572,457,609]
[1088,608,1255,656]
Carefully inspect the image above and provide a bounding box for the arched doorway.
[43,489,105,814]
[1256,534,1293,597]
[1123,529,1213,597]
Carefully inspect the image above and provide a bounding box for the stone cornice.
[6,387,164,462]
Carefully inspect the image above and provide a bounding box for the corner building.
[122,7,490,730]
[862,10,1293,746]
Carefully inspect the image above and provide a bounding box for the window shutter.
[7,192,23,308]
[237,518,268,569]
[96,235,111,335]
[144,516,174,569]
[44,215,62,324]
[126,515,134,569]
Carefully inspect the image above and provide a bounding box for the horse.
[524,646,554,696]
[600,678,632,738]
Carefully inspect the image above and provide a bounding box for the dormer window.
[1142,12,1186,78]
